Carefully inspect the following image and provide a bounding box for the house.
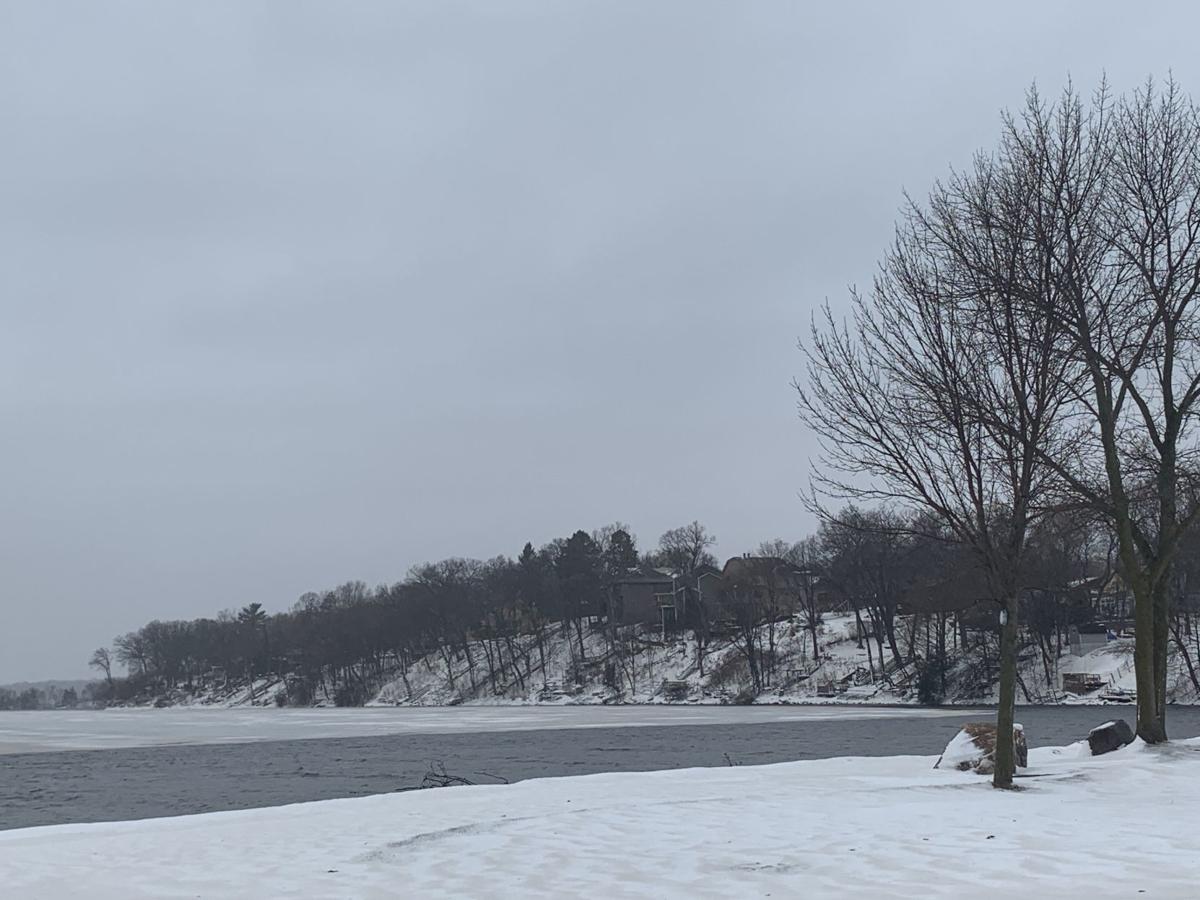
[719,555,816,622]
[665,565,729,635]
[691,564,724,617]
[1065,573,1132,624]
[608,565,679,628]
[1068,624,1112,657]
[607,563,728,634]
[608,557,826,635]
[1092,574,1133,624]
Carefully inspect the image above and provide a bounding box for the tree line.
[0,684,81,710]
[88,521,719,706]
[85,501,1200,715]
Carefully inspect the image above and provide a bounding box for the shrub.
[916,660,945,706]
[732,686,756,705]
[333,682,369,707]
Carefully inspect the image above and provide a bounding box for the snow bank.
[935,722,1026,772]
[1,739,1195,898]
[937,726,985,769]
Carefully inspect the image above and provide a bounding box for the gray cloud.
[1,0,1196,679]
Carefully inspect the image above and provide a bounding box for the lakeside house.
[606,557,834,634]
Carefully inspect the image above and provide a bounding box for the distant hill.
[0,679,92,694]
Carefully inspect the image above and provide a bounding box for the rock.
[935,722,1027,773]
[1087,719,1135,756]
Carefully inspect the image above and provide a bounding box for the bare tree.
[818,508,912,672]
[792,538,824,661]
[761,538,825,660]
[797,106,1072,786]
[656,521,717,574]
[1006,80,1200,741]
[408,558,485,691]
[722,558,771,693]
[89,647,114,691]
[592,522,636,562]
[113,631,150,677]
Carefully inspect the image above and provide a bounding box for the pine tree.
[556,531,604,658]
[603,529,639,578]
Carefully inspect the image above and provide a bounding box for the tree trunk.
[767,615,777,687]
[748,645,761,694]
[1154,434,1176,734]
[1153,575,1171,733]
[481,639,496,693]
[1171,616,1200,694]
[993,596,1019,790]
[462,639,477,690]
[885,617,903,668]
[1133,575,1167,743]
[937,613,947,694]
[438,644,456,689]
[536,629,548,689]
[1039,634,1054,691]
[574,618,586,660]
[400,657,413,699]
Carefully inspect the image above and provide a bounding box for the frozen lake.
[0,704,977,754]
[4,705,1198,830]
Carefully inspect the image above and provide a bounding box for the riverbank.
[5,705,1196,831]
[3,735,1196,898]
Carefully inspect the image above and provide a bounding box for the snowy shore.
[2,737,1196,898]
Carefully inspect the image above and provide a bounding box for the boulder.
[1087,719,1135,756]
[935,722,1027,773]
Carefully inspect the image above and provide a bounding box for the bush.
[333,682,369,707]
[916,660,945,706]
[731,686,757,705]
[707,653,747,691]
[284,677,315,706]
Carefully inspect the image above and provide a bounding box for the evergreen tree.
[556,530,604,657]
[602,528,639,578]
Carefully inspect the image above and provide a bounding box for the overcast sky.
[4,2,1200,681]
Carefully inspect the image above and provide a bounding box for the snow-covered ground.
[0,705,980,754]
[370,613,1179,707]
[371,613,906,707]
[2,737,1196,898]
